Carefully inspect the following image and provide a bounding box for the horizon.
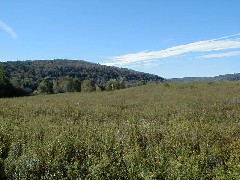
[1,1,240,78]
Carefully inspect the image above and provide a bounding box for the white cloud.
[198,51,240,59]
[104,33,240,66]
[0,20,18,39]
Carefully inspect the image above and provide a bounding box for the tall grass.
[0,82,240,179]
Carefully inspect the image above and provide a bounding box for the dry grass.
[0,82,240,179]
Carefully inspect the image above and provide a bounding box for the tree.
[73,78,81,92]
[63,76,81,92]
[0,65,10,88]
[118,77,126,89]
[52,77,81,93]
[37,77,53,94]
[106,79,121,91]
[0,65,28,98]
[81,80,95,92]
[0,65,10,97]
[53,79,62,93]
[95,84,105,92]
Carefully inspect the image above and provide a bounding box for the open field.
[0,82,240,179]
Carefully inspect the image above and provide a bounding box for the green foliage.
[95,84,105,92]
[0,82,239,179]
[0,65,28,98]
[38,76,81,94]
[63,76,81,92]
[0,65,9,88]
[52,79,61,94]
[2,60,164,92]
[105,78,127,91]
[106,79,121,91]
[81,79,95,92]
[37,77,53,94]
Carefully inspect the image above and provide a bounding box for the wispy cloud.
[104,33,240,66]
[0,20,18,39]
[198,51,240,59]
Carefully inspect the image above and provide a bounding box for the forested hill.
[169,73,240,82]
[1,59,164,94]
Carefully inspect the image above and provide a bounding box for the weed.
[0,82,239,178]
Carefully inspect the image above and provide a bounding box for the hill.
[1,59,164,94]
[169,73,240,82]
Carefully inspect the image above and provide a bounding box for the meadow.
[0,82,240,179]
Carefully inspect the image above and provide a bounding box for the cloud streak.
[0,20,18,39]
[199,51,240,59]
[104,33,240,66]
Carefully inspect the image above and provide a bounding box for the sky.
[0,0,240,78]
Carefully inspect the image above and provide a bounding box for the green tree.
[63,77,81,92]
[0,65,10,88]
[37,77,53,94]
[81,79,95,92]
[63,77,73,92]
[73,78,81,92]
[53,79,62,93]
[0,65,28,97]
[52,76,82,93]
[106,79,121,91]
[118,77,126,89]
[95,84,105,92]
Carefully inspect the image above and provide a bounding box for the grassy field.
[0,82,240,179]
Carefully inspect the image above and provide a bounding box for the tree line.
[169,73,240,82]
[35,76,126,95]
[0,60,164,97]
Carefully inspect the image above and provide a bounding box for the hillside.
[1,59,164,93]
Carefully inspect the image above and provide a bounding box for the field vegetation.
[0,82,240,179]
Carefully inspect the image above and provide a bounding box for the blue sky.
[0,0,240,78]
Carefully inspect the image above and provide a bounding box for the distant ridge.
[169,73,240,82]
